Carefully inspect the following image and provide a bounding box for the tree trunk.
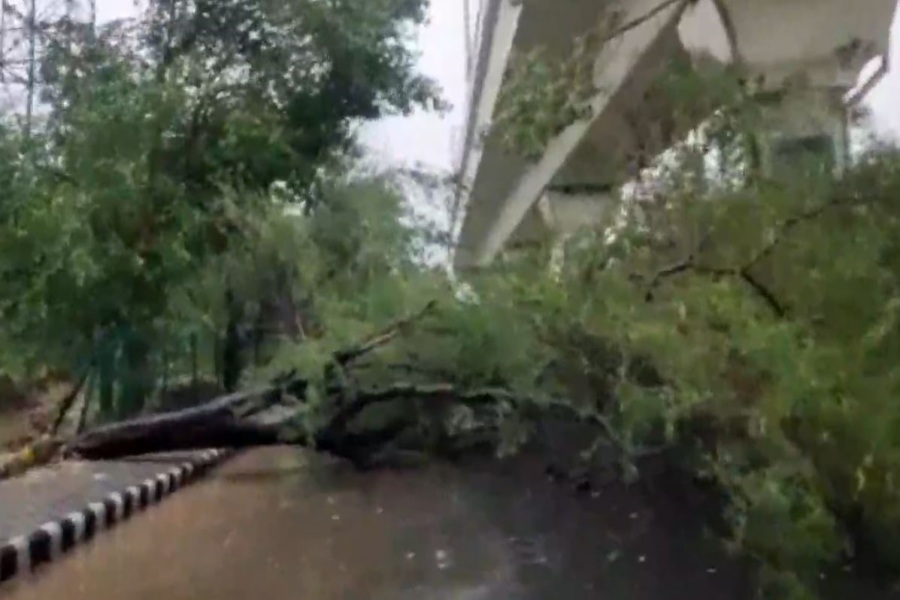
[222,287,243,392]
[65,302,454,467]
[119,333,155,418]
[68,384,286,459]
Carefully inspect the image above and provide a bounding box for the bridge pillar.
[756,87,851,177]
[536,190,614,272]
[678,0,895,176]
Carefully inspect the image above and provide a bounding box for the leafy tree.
[0,0,441,417]
[481,24,900,597]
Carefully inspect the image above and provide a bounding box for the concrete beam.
[539,191,615,274]
[470,0,689,266]
[451,0,523,233]
[536,191,614,236]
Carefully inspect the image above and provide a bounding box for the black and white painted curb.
[0,448,233,586]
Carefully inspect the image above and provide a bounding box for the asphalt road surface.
[0,447,752,600]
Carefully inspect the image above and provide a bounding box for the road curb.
[0,448,233,586]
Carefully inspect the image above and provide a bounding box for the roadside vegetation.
[2,1,900,598]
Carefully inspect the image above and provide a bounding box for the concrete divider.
[0,448,233,586]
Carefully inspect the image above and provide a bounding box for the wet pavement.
[0,446,753,600]
[0,452,215,542]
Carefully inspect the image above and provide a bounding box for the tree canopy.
[1,0,441,415]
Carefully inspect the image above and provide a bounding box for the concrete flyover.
[452,0,897,269]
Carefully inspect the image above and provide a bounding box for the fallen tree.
[65,380,514,466]
[57,295,649,474]
[50,300,548,470]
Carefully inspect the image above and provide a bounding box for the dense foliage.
[0,0,440,417]
[466,27,900,597]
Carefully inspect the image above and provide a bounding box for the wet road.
[1,447,751,600]
[0,453,217,542]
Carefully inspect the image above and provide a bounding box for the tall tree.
[0,0,442,414]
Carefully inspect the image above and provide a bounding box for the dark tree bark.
[71,416,297,460]
[68,384,285,459]
[222,287,243,392]
[64,380,514,467]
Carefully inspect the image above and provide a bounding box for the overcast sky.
[361,0,900,172]
[89,0,900,173]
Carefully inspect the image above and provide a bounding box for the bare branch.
[333,300,437,366]
[644,253,786,317]
[743,197,850,272]
[597,0,686,47]
[49,370,90,435]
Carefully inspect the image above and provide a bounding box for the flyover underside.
[455,17,692,266]
[454,0,620,263]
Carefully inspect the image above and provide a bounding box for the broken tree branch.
[643,254,786,317]
[0,436,64,480]
[643,192,870,315]
[65,381,288,457]
[50,370,90,435]
[76,390,91,435]
[743,196,852,272]
[325,300,439,410]
[333,300,438,366]
[324,382,514,438]
[639,190,876,318]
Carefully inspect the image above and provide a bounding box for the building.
[452,0,897,269]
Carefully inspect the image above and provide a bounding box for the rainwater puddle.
[1,447,751,600]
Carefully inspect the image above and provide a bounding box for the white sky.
[90,0,900,173]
